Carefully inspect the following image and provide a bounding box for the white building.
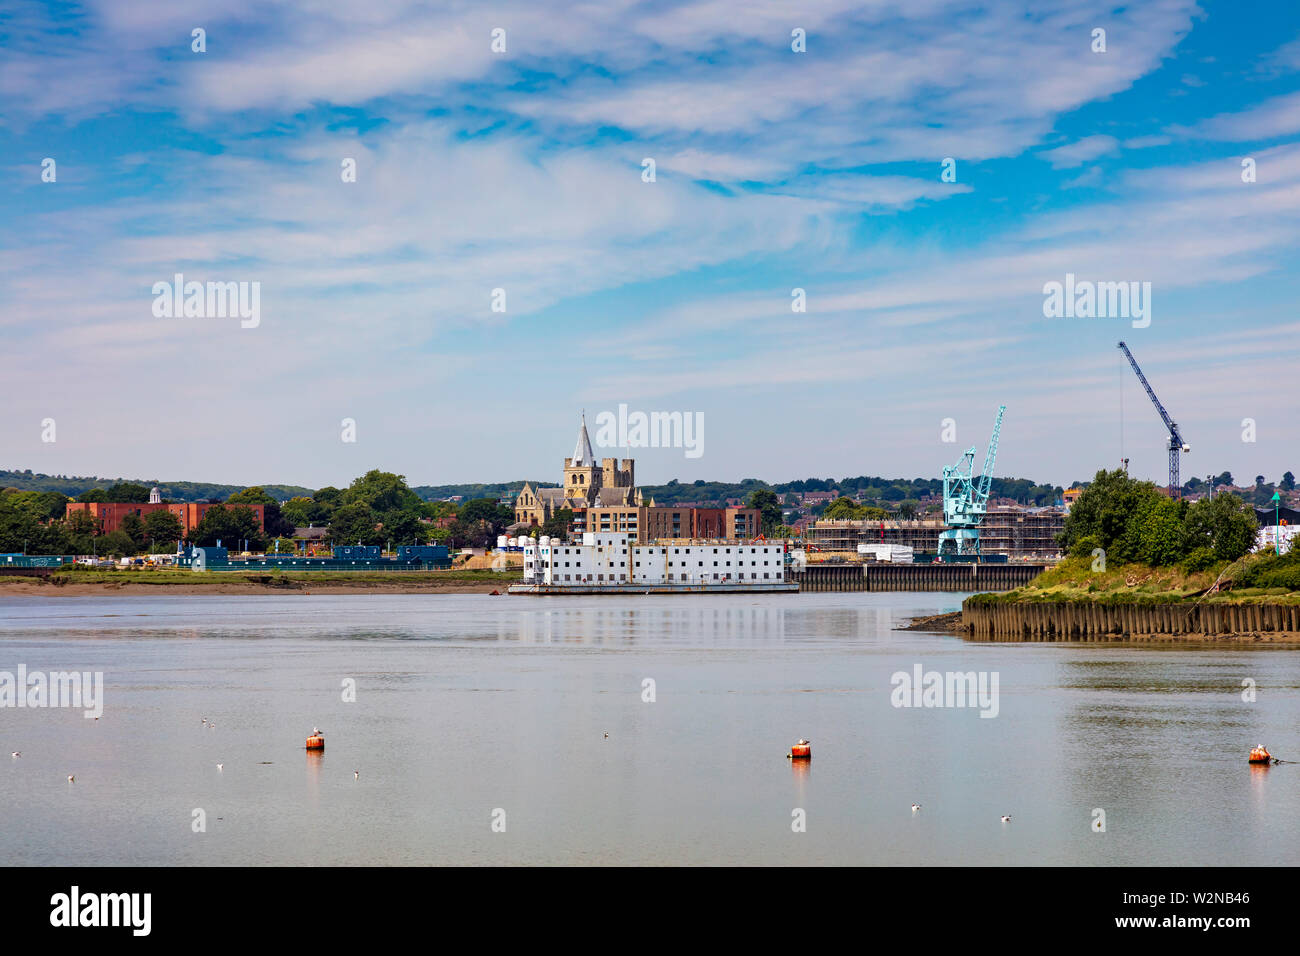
[1256,525,1299,555]
[523,532,787,587]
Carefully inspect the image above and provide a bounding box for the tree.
[266,537,297,554]
[1184,494,1258,562]
[143,510,184,547]
[1282,472,1296,492]
[0,496,69,554]
[747,489,782,534]
[99,530,136,558]
[823,497,863,520]
[378,509,427,547]
[120,513,146,549]
[328,502,381,546]
[282,496,330,527]
[540,508,574,540]
[896,499,919,520]
[1256,475,1266,487]
[227,486,276,505]
[313,486,343,508]
[1214,471,1234,488]
[262,503,297,538]
[103,482,151,503]
[77,488,106,503]
[189,504,267,550]
[1059,469,1166,564]
[342,471,421,513]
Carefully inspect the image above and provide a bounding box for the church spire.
[571,410,595,466]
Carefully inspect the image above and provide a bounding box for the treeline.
[0,469,311,502]
[0,472,517,557]
[1060,469,1259,572]
[283,471,513,550]
[642,476,1063,507]
[412,481,557,501]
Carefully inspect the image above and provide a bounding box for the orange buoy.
[788,738,811,759]
[1249,745,1271,764]
[306,730,325,751]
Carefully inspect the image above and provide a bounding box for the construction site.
[804,341,1206,567]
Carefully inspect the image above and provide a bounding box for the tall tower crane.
[1117,341,1189,497]
[938,405,1006,558]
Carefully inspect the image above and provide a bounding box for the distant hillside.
[413,481,559,501]
[641,476,1064,507]
[0,469,313,503]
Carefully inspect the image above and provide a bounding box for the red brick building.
[65,501,265,536]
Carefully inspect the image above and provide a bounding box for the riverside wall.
[962,599,1300,642]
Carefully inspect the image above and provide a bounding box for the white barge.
[512,532,797,594]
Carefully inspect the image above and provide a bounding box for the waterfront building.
[516,415,761,543]
[522,532,787,587]
[515,413,643,527]
[65,500,266,535]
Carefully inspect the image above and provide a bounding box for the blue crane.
[1117,341,1189,497]
[938,405,1005,558]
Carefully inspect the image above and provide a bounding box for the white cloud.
[1038,135,1120,168]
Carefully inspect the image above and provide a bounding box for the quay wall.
[962,599,1300,642]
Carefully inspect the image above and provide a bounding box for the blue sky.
[2,0,1298,491]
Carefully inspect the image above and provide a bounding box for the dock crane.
[938,405,1005,558]
[1117,341,1189,498]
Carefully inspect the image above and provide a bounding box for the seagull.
[209,722,215,730]
[911,804,921,812]
[10,752,19,759]
[603,733,609,739]
[217,764,223,772]
[67,775,75,782]
[354,770,359,780]
[312,727,321,736]
[1001,815,1011,823]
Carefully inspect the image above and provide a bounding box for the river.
[1,591,1296,865]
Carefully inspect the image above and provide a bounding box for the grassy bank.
[967,554,1300,607]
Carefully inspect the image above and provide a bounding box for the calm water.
[1,592,1297,866]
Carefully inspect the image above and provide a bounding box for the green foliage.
[413,482,554,502]
[1069,535,1101,560]
[0,470,312,503]
[1231,548,1300,590]
[449,498,514,547]
[328,502,380,546]
[747,489,782,534]
[102,482,152,503]
[342,471,422,513]
[1063,469,1259,568]
[377,509,428,546]
[1184,493,1258,561]
[189,504,267,550]
[1182,547,1218,573]
[120,513,146,547]
[822,497,889,521]
[1282,471,1296,492]
[143,510,184,546]
[266,537,298,553]
[99,530,136,558]
[226,486,276,505]
[540,508,574,540]
[281,496,331,527]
